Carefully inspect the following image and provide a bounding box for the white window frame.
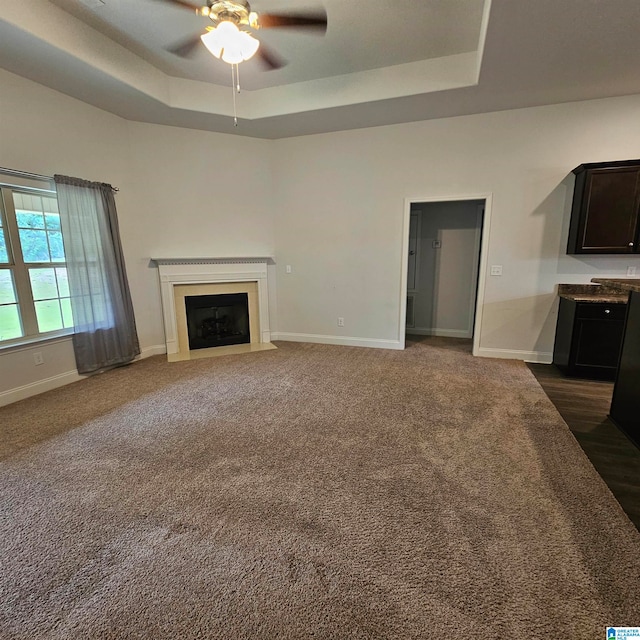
[0,183,73,347]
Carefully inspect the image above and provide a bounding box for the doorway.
[400,195,491,355]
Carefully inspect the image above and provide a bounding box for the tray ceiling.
[1,0,640,138]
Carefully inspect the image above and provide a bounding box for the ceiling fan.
[157,0,328,70]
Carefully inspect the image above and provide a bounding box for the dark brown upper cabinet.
[567,159,640,254]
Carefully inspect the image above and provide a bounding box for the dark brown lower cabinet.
[610,289,640,448]
[553,298,626,380]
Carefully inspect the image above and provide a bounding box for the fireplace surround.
[153,257,273,361]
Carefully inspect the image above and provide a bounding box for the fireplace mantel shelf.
[152,257,274,266]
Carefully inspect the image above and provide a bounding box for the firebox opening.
[185,293,250,350]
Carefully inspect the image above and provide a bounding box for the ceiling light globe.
[216,20,239,42]
[200,29,223,58]
[239,31,259,61]
[221,46,244,65]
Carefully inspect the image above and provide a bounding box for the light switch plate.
[490,265,503,276]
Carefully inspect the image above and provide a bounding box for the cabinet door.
[573,317,625,369]
[571,168,640,253]
[554,300,626,379]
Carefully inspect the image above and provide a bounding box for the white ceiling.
[2,0,640,139]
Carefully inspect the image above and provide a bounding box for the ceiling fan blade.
[152,0,204,11]
[166,33,203,57]
[258,11,328,33]
[255,44,287,70]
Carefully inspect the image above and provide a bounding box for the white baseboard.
[0,341,551,407]
[0,369,85,407]
[0,344,167,408]
[476,347,553,363]
[271,332,404,351]
[407,328,472,338]
[270,334,554,362]
[138,344,167,359]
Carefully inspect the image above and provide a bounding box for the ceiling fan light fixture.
[200,21,259,64]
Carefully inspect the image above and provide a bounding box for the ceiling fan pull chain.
[236,63,241,93]
[231,64,238,127]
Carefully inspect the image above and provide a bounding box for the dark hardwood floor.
[528,363,640,531]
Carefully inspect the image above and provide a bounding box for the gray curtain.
[54,175,140,374]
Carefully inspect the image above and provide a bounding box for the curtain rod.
[0,167,119,191]
[0,167,53,183]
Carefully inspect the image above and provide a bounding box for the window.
[0,185,73,344]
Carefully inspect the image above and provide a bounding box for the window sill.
[0,330,74,354]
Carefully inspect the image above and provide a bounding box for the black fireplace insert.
[185,293,250,350]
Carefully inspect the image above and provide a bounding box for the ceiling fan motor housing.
[206,0,253,26]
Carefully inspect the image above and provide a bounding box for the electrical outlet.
[490,265,503,276]
[627,266,637,277]
[337,317,344,327]
[285,265,292,274]
[33,351,44,366]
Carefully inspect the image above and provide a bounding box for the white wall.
[3,66,640,404]
[272,95,640,359]
[0,68,131,402]
[0,68,273,404]
[409,201,482,338]
[120,121,274,352]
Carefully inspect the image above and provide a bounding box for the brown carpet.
[1,337,639,639]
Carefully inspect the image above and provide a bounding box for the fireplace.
[185,293,250,350]
[153,257,274,361]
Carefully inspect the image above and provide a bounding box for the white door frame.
[399,193,493,356]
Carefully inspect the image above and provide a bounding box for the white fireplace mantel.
[152,257,273,356]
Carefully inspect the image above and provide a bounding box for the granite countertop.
[590,278,640,293]
[557,283,630,303]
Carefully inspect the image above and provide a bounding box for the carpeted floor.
[1,337,639,639]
